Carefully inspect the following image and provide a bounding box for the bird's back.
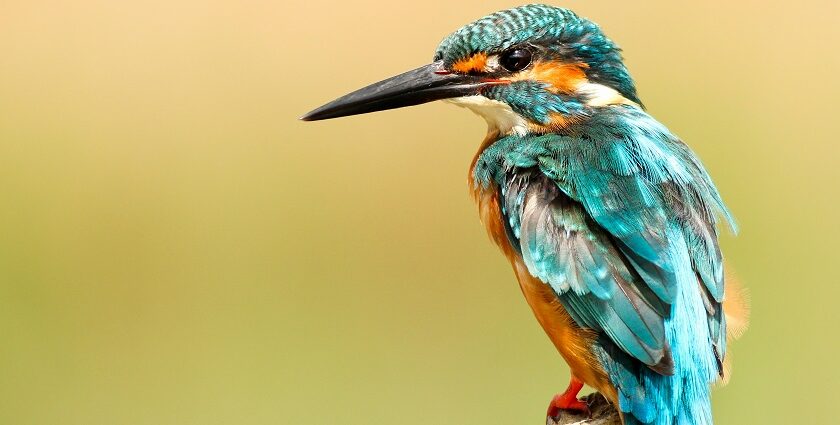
[471,105,736,425]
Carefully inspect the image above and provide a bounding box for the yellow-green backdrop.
[1,1,838,424]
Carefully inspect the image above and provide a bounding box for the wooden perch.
[547,393,620,425]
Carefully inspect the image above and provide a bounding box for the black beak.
[300,61,500,121]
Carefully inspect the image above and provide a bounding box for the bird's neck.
[469,104,652,194]
[449,83,640,137]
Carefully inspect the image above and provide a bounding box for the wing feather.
[478,108,734,375]
[507,169,672,371]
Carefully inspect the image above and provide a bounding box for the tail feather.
[596,234,722,425]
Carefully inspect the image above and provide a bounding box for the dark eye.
[499,48,532,72]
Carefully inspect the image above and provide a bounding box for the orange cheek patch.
[510,61,589,93]
[452,52,488,74]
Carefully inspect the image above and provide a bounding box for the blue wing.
[501,169,673,372]
[478,107,736,423]
[478,108,735,376]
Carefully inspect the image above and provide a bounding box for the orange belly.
[510,259,613,395]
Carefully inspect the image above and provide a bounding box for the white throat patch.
[445,85,637,137]
[445,96,529,136]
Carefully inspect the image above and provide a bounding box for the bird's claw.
[547,391,590,418]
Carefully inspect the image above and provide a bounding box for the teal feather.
[477,105,734,424]
[484,82,588,124]
[504,168,672,368]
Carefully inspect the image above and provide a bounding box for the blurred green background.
[1,1,838,424]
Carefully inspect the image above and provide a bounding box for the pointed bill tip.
[299,103,341,122]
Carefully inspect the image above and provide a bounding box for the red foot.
[547,377,589,418]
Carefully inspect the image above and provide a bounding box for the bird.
[301,4,748,424]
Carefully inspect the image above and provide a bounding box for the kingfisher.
[302,4,748,424]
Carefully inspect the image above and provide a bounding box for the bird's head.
[302,4,640,136]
